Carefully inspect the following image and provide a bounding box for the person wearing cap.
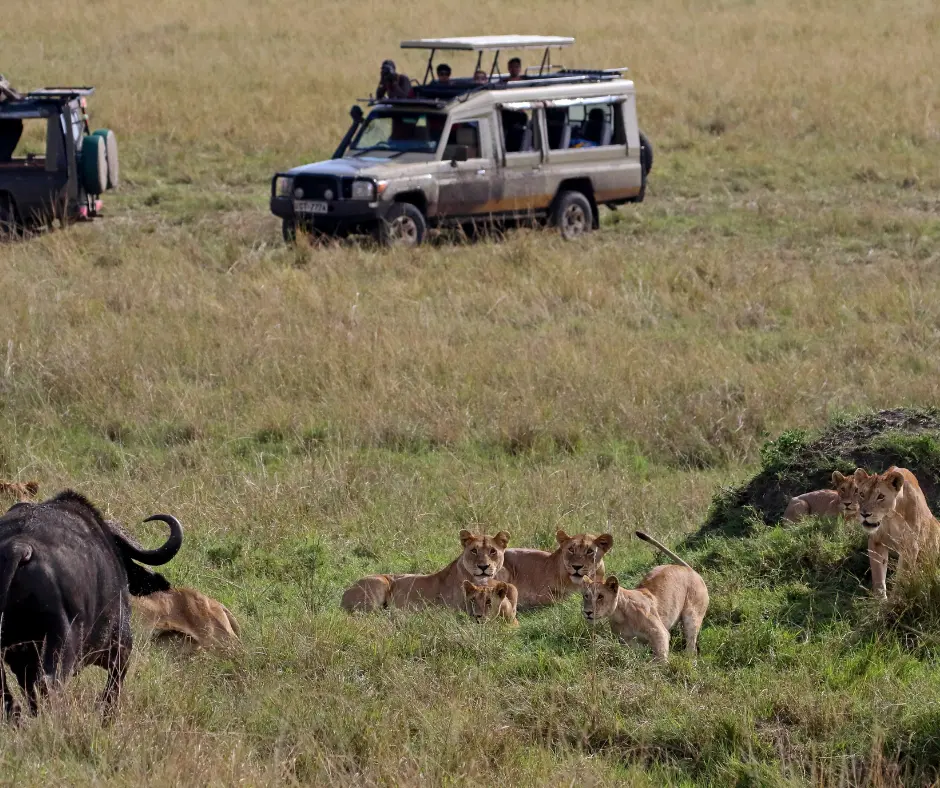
[376,60,414,99]
[434,63,452,85]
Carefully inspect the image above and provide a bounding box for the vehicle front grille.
[293,175,341,201]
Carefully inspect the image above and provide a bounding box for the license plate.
[294,199,328,215]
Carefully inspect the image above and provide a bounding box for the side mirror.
[349,105,363,123]
[450,145,468,165]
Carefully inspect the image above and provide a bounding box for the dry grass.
[1,0,940,784]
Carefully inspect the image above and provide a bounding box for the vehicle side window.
[568,101,625,148]
[501,109,539,154]
[443,121,481,159]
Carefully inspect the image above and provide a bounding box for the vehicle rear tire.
[550,191,593,241]
[92,129,119,189]
[376,202,426,248]
[79,134,108,195]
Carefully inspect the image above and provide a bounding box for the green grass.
[3,0,940,783]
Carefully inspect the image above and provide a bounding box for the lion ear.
[594,533,614,553]
[886,470,905,492]
[556,529,570,545]
[493,530,510,549]
[832,471,845,485]
[459,529,475,547]
[853,468,870,482]
[605,576,620,592]
[463,580,474,594]
[495,583,507,599]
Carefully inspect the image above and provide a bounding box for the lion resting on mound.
[462,580,519,626]
[581,531,709,662]
[132,588,241,651]
[499,530,613,609]
[341,530,510,613]
[855,467,940,598]
[782,470,861,523]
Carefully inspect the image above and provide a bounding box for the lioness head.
[581,576,619,621]
[855,468,904,532]
[556,530,613,584]
[831,470,861,519]
[458,529,509,581]
[462,580,511,621]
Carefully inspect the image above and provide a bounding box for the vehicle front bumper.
[270,195,394,226]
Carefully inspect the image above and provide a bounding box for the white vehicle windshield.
[347,110,446,158]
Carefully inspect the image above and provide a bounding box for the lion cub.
[341,530,510,613]
[581,531,709,662]
[132,587,241,652]
[462,580,519,627]
[855,467,940,598]
[782,471,861,523]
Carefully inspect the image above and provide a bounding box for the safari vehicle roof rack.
[400,35,576,84]
[26,87,96,98]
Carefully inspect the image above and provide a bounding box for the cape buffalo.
[0,490,182,718]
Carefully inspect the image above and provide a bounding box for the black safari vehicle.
[0,76,118,234]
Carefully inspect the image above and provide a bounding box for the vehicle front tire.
[376,202,427,248]
[282,218,297,244]
[550,191,593,241]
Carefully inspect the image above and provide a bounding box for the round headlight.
[293,187,304,199]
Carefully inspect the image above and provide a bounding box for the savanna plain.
[1,0,940,785]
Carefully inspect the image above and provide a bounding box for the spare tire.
[639,130,653,176]
[92,129,119,189]
[80,134,108,195]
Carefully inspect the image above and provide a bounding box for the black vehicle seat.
[584,107,612,146]
[545,108,571,150]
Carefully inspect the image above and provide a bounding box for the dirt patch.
[693,408,940,541]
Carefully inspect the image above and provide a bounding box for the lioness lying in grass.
[341,530,510,613]
[132,587,241,652]
[462,580,519,627]
[855,466,940,598]
[782,470,861,523]
[581,531,709,662]
[0,480,39,502]
[500,530,613,609]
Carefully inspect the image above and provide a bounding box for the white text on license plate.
[294,200,328,214]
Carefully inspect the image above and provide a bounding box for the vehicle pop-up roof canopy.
[400,35,576,83]
[371,35,629,108]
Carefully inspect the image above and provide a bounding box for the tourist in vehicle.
[435,63,452,85]
[376,60,414,99]
[473,69,488,85]
[504,57,523,82]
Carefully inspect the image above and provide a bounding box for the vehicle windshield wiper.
[351,144,393,157]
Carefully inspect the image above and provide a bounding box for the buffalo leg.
[9,653,42,714]
[0,661,21,720]
[98,616,132,716]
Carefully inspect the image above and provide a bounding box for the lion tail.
[635,531,692,570]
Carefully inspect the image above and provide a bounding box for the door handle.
[476,169,486,175]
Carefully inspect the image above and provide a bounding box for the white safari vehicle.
[271,35,652,246]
